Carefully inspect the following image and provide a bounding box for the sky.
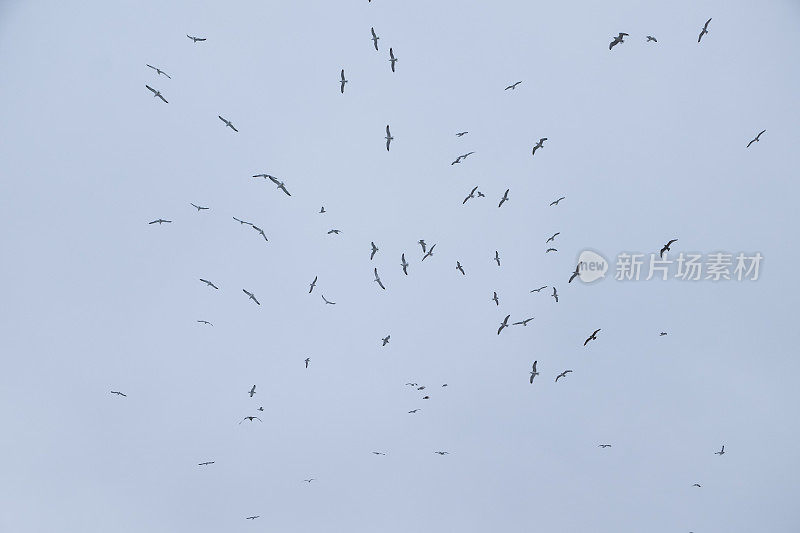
[1,0,799,531]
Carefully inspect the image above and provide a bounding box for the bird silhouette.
[505,81,522,90]
[584,329,601,346]
[747,130,766,147]
[497,314,511,335]
[609,32,629,49]
[698,18,712,42]
[660,239,678,258]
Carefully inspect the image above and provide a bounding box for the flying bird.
[149,219,171,224]
[309,276,317,293]
[598,444,612,448]
[555,370,573,382]
[660,332,668,336]
[408,409,420,414]
[370,242,379,260]
[422,243,436,261]
[339,69,348,93]
[569,263,581,283]
[498,189,510,208]
[305,357,310,368]
[257,407,264,411]
[451,151,475,165]
[529,361,539,383]
[492,291,500,306]
[319,206,326,213]
[243,289,260,305]
[660,239,678,258]
[715,445,725,455]
[374,268,386,290]
[303,478,315,483]
[609,32,629,49]
[370,27,380,50]
[546,248,558,253]
[321,295,336,305]
[401,253,409,275]
[550,196,565,206]
[245,516,259,520]
[552,287,559,302]
[218,115,238,132]
[497,314,511,335]
[389,47,397,72]
[747,129,766,147]
[698,18,712,43]
[434,451,449,455]
[531,137,547,156]
[546,232,560,243]
[692,483,702,487]
[646,36,657,42]
[505,81,522,90]
[250,224,267,241]
[266,175,291,196]
[513,317,534,326]
[372,451,387,456]
[110,390,127,397]
[494,251,501,266]
[248,385,256,397]
[456,261,465,275]
[198,461,215,466]
[328,229,342,235]
[239,416,262,424]
[186,34,206,43]
[382,335,390,346]
[190,203,209,211]
[385,125,393,151]
[418,240,427,253]
[456,131,468,137]
[146,64,171,78]
[197,320,213,326]
[199,279,219,289]
[145,85,169,104]
[584,329,601,346]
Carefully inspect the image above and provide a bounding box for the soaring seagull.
[243,289,260,305]
[218,115,238,132]
[371,27,380,50]
[198,461,215,466]
[401,253,409,275]
[660,239,678,258]
[530,286,548,293]
[265,175,291,196]
[418,240,427,253]
[197,320,213,326]
[698,18,712,43]
[339,69,348,93]
[245,516,260,520]
[321,295,336,305]
[555,370,573,382]
[248,385,256,397]
[146,64,171,78]
[149,219,171,224]
[498,189,510,208]
[550,196,565,206]
[309,276,317,293]
[456,261,465,275]
[110,390,127,397]
[552,287,559,302]
[434,451,450,455]
[145,85,168,103]
[451,151,475,165]
[513,317,534,326]
[389,47,398,72]
[692,483,702,488]
[187,34,206,43]
[303,478,315,483]
[531,137,547,156]
[747,130,766,147]
[494,251,501,266]
[584,329,601,346]
[456,131,468,137]
[319,206,326,213]
[199,278,219,290]
[505,81,522,90]
[385,125,393,151]
[382,335,390,346]
[546,232,560,243]
[370,242,379,260]
[497,314,511,335]
[492,291,500,306]
[609,32,629,49]
[422,243,436,261]
[646,36,657,42]
[598,444,612,448]
[546,248,558,253]
[715,445,725,455]
[372,451,387,456]
[569,263,581,283]
[374,268,386,290]
[239,416,262,424]
[328,229,342,235]
[305,357,310,368]
[190,203,209,211]
[529,361,539,383]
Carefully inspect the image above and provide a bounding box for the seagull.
[747,130,766,148]
[422,243,436,261]
[239,416,262,424]
[417,386,426,391]
[187,34,206,43]
[456,131,468,137]
[305,357,310,368]
[531,137,547,156]
[456,261,465,275]
[405,383,418,387]
[218,115,238,132]
[598,444,612,448]
[715,445,725,456]
[110,390,127,397]
[555,370,573,382]
[385,125,393,151]
[328,229,342,235]
[646,36,657,42]
[584,329,601,346]
[451,151,475,165]
[303,478,315,483]
[550,196,565,206]
[197,320,213,326]
[434,451,449,455]
[505,81,522,90]
[198,461,215,466]
[660,239,678,258]
[408,409,421,413]
[266,175,291,196]
[418,240,427,253]
[389,47,397,72]
[146,64,171,79]
[319,206,326,213]
[321,295,336,305]
[149,219,171,224]
[422,396,430,400]
[529,361,539,383]
[248,385,256,397]
[530,286,548,293]
[370,242,379,260]
[609,32,629,50]
[513,317,534,326]
[692,483,702,487]
[382,335,390,346]
[546,248,558,253]
[243,289,260,305]
[546,232,560,243]
[233,216,251,225]
[552,287,559,302]
[372,451,387,456]
[497,314,511,335]
[199,279,219,289]
[441,384,448,387]
[309,276,317,293]
[492,291,500,306]
[339,69,348,93]
[245,516,259,520]
[370,27,380,50]
[498,189,510,208]
[493,251,501,267]
[257,407,264,411]
[698,18,712,43]
[250,224,267,241]
[401,253,409,275]
[569,263,581,283]
[660,332,668,336]
[190,203,209,211]
[374,267,386,290]
[145,85,169,104]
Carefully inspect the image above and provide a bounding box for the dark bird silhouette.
[374,268,386,290]
[715,445,725,455]
[498,189,510,208]
[339,69,348,93]
[245,516,259,520]
[660,239,678,258]
[698,18,712,42]
[530,286,548,293]
[646,36,657,42]
[370,242,379,260]
[218,115,238,132]
[248,385,256,397]
[434,451,450,455]
[546,232,560,243]
[546,248,557,253]
[555,370,573,382]
[529,361,539,383]
[321,295,336,305]
[187,34,206,43]
[264,175,290,196]
[462,186,480,205]
[569,263,581,283]
[385,125,393,151]
[492,291,500,306]
[401,253,409,275]
[303,478,315,483]
[418,240,427,253]
[197,320,213,326]
[243,289,260,305]
[309,276,317,293]
[747,130,766,147]
[505,81,522,90]
[319,206,326,213]
[497,314,511,335]
[372,451,386,456]
[110,390,127,397]
[328,229,342,235]
[451,151,475,165]
[660,332,668,336]
[190,203,209,211]
[251,226,269,242]
[145,84,168,103]
[584,329,601,346]
[382,335,390,346]
[598,444,612,448]
[531,137,547,156]
[146,64,171,78]
[456,131,468,137]
[199,278,219,290]
[149,219,171,225]
[513,317,534,326]
[239,416,262,424]
[408,409,421,414]
[389,47,398,72]
[198,461,215,466]
[371,27,380,50]
[422,243,436,261]
[552,287,559,302]
[456,261,465,275]
[305,357,310,368]
[550,196,565,206]
[494,251,501,266]
[609,32,629,49]
[692,483,702,487]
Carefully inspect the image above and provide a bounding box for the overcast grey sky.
[1,0,799,531]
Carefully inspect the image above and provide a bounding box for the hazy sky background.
[1,0,799,531]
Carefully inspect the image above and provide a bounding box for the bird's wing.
[594,329,601,335]
[218,115,226,122]
[280,184,291,196]
[158,94,168,103]
[145,85,156,94]
[231,124,238,132]
[584,337,591,346]
[704,18,712,29]
[341,69,345,80]
[530,374,534,384]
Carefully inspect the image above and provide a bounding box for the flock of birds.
[117,8,771,526]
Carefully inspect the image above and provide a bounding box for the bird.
[389,47,397,72]
[546,248,558,253]
[372,451,387,456]
[149,219,171,224]
[698,18,712,43]
[584,329,601,346]
[190,203,209,211]
[248,385,256,397]
[267,175,291,196]
[319,206,326,214]
[422,396,430,400]
[598,444,612,448]
[198,461,215,466]
[199,278,219,289]
[245,516,259,520]
[529,361,539,383]
[305,357,310,368]
[328,229,342,235]
[434,451,449,455]
[233,216,251,225]
[715,445,725,456]
[555,370,573,382]
[513,317,534,326]
[747,129,766,147]
[660,239,678,258]
[250,227,268,243]
[456,261,465,275]
[569,263,581,283]
[418,240,427,253]
[374,268,386,290]
[497,314,511,335]
[456,131,468,137]
[417,386,426,391]
[422,244,436,261]
[146,64,171,78]
[451,151,475,165]
[692,483,702,488]
[441,384,448,387]
[370,242,379,260]
[309,276,317,293]
[145,85,169,104]
[494,251,501,266]
[186,34,206,43]
[646,36,657,42]
[552,287,559,302]
[218,115,238,132]
[382,335,390,346]
[408,409,420,414]
[492,291,500,306]
[252,173,276,180]
[660,332,668,336]
[239,416,262,424]
[609,32,629,49]
[110,390,127,397]
[303,478,315,483]
[385,125,393,151]
[550,196,565,206]
[339,69,348,93]
[243,289,260,305]
[530,286,548,293]
[321,295,336,305]
[197,320,213,326]
[505,81,522,90]
[370,27,380,50]
[400,253,409,275]
[498,189,510,208]
[257,407,264,411]
[531,137,547,156]
[546,232,560,243]
[405,383,418,387]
